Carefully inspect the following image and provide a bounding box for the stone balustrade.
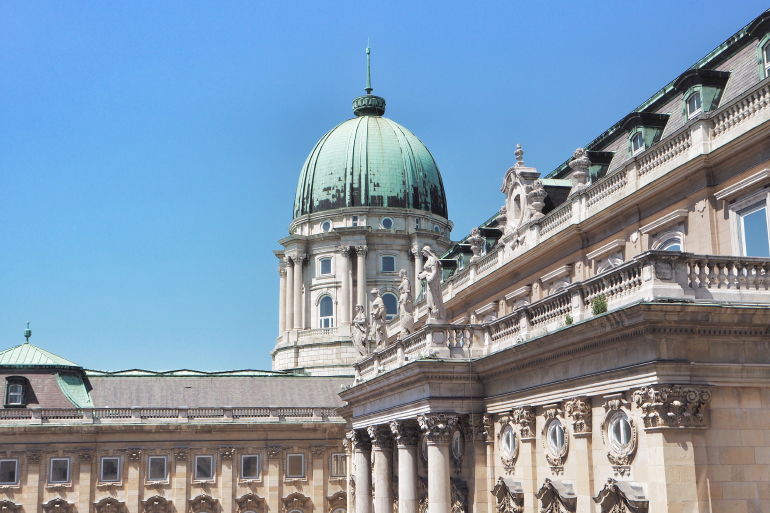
[0,406,344,425]
[362,251,770,382]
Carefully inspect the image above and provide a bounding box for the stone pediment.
[42,499,74,513]
[189,496,218,513]
[593,479,648,513]
[535,479,576,513]
[235,494,264,513]
[281,493,310,513]
[491,477,523,513]
[326,491,346,513]
[143,496,171,513]
[95,498,125,513]
[0,501,21,513]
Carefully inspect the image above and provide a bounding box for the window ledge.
[0,484,20,490]
[144,480,170,488]
[237,478,263,484]
[284,477,307,483]
[46,483,72,490]
[96,482,122,489]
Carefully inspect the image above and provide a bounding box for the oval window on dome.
[433,224,441,233]
[381,217,394,229]
[322,221,332,232]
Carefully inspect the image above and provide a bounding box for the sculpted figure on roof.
[418,246,446,324]
[499,144,545,235]
[352,304,369,358]
[398,269,414,338]
[370,289,388,348]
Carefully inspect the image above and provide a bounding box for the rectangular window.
[381,255,396,273]
[0,460,18,485]
[50,458,70,483]
[147,456,167,481]
[320,258,332,275]
[7,383,23,405]
[415,219,420,229]
[100,456,120,482]
[241,455,260,479]
[331,453,346,477]
[286,453,305,478]
[351,215,358,227]
[739,202,770,257]
[194,455,214,481]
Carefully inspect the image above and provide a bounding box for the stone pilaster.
[126,449,141,513]
[278,267,287,334]
[338,246,351,329]
[284,257,294,334]
[355,246,368,314]
[219,448,234,513]
[267,447,282,513]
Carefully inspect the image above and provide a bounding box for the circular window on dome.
[381,217,394,229]
[322,220,332,232]
[451,430,464,461]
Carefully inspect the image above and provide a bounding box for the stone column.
[352,430,373,513]
[390,420,419,513]
[173,449,189,513]
[565,398,593,513]
[267,447,282,513]
[278,267,287,335]
[219,448,234,513]
[469,416,491,513]
[368,425,394,513]
[338,246,351,328]
[417,414,456,513]
[356,246,368,312]
[412,247,423,299]
[285,257,294,334]
[344,435,354,513]
[23,451,42,513]
[126,450,141,513]
[293,253,305,330]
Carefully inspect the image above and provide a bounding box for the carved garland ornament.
[541,408,569,471]
[600,398,637,474]
[26,451,42,465]
[143,496,171,513]
[631,385,711,429]
[95,498,125,513]
[491,477,524,513]
[236,494,265,513]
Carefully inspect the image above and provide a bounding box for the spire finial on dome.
[365,40,373,95]
[24,322,31,344]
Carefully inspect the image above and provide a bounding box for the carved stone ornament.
[267,447,282,459]
[469,414,492,442]
[535,479,576,513]
[0,501,21,513]
[497,414,519,474]
[390,420,419,447]
[468,227,484,263]
[95,497,125,513]
[542,408,569,471]
[78,449,94,462]
[512,407,536,438]
[527,180,547,220]
[564,397,592,435]
[143,496,171,513]
[499,144,544,235]
[310,446,326,458]
[26,451,42,465]
[355,245,368,258]
[491,477,524,513]
[368,425,394,451]
[568,147,591,195]
[417,413,458,443]
[42,499,75,513]
[450,478,468,513]
[189,495,218,513]
[127,449,142,462]
[631,385,711,429]
[326,491,346,513]
[417,477,428,513]
[593,478,648,513]
[281,492,310,513]
[174,449,188,460]
[601,398,638,472]
[219,447,235,460]
[348,429,372,452]
[236,494,265,513]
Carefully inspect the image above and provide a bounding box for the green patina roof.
[0,342,81,369]
[56,372,93,407]
[293,115,448,219]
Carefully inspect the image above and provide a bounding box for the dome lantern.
[352,43,386,117]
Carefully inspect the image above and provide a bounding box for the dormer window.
[764,41,770,78]
[631,132,645,156]
[5,377,27,407]
[686,92,702,119]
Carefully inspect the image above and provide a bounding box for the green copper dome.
[293,111,449,219]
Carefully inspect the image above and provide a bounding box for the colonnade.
[349,414,478,513]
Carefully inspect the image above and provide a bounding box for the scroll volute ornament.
[143,496,171,513]
[367,425,393,450]
[281,493,310,513]
[512,407,535,438]
[417,413,458,443]
[632,385,711,428]
[189,495,218,513]
[95,497,125,513]
[389,420,419,447]
[42,499,74,513]
[236,494,265,513]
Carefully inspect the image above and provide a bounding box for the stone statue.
[397,269,414,337]
[370,288,387,348]
[468,227,484,263]
[418,246,447,324]
[352,304,369,358]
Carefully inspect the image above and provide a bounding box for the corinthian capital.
[367,425,394,450]
[417,413,458,443]
[338,245,351,257]
[355,245,368,257]
[347,428,372,451]
[278,267,287,277]
[389,419,420,447]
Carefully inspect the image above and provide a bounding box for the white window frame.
[380,217,394,230]
[7,383,23,405]
[241,454,260,480]
[728,188,770,257]
[49,457,71,484]
[330,453,346,477]
[351,215,359,227]
[285,453,305,479]
[0,459,19,485]
[686,91,702,119]
[321,220,332,233]
[100,456,121,483]
[147,455,168,482]
[318,257,333,277]
[764,41,770,77]
[194,454,215,482]
[631,132,645,156]
[380,255,397,273]
[651,229,685,252]
[319,295,334,328]
[433,224,441,233]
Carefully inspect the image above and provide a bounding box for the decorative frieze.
[95,498,124,513]
[632,385,711,429]
[417,413,458,443]
[535,479,576,513]
[564,397,592,436]
[236,494,265,513]
[189,495,218,513]
[593,478,648,513]
[491,477,524,513]
[389,419,420,447]
[143,496,171,513]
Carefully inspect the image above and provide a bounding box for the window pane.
[320,259,332,275]
[765,43,770,66]
[382,256,395,272]
[352,216,358,227]
[632,133,643,152]
[742,207,770,257]
[8,384,23,404]
[331,454,346,476]
[688,93,701,116]
[195,456,213,480]
[0,460,17,484]
[148,457,166,481]
[382,294,398,319]
[101,457,120,482]
[320,296,334,317]
[287,454,304,478]
[241,455,259,479]
[51,459,69,483]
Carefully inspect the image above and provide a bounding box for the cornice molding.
[639,209,689,234]
[714,168,770,201]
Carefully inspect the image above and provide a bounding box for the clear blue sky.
[1,1,767,371]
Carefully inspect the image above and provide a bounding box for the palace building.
[4,9,770,513]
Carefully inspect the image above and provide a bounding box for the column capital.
[338,245,352,256]
[284,255,293,265]
[367,425,394,450]
[417,413,458,444]
[278,267,288,277]
[389,419,420,447]
[355,245,368,257]
[469,414,493,442]
[267,446,282,459]
[347,428,372,452]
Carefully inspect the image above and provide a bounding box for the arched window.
[652,230,685,252]
[764,41,770,78]
[686,91,702,119]
[319,296,334,328]
[631,132,645,156]
[382,293,398,321]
